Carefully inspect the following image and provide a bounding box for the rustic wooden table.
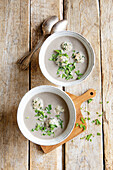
[0,0,112,169]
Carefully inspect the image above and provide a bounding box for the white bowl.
[39,31,95,86]
[17,85,76,146]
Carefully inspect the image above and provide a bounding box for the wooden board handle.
[74,89,96,107]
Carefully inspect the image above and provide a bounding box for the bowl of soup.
[17,85,76,146]
[39,31,95,86]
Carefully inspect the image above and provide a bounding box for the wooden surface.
[41,89,96,153]
[0,0,112,169]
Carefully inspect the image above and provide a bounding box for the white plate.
[17,85,76,146]
[39,31,95,86]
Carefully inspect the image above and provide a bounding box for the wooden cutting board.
[41,89,96,153]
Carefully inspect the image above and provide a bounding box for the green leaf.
[95,119,101,125]
[97,133,101,136]
[59,119,63,128]
[87,99,93,104]
[55,50,62,54]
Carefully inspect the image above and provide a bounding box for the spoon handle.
[18,36,45,70]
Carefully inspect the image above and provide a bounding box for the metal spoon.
[18,19,68,70]
[17,16,58,68]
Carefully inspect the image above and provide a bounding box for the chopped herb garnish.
[55,115,60,118]
[81,117,85,124]
[46,105,52,114]
[97,133,101,136]
[31,129,34,132]
[25,116,29,119]
[107,101,109,103]
[98,112,103,117]
[87,117,91,120]
[80,136,85,139]
[100,102,103,104]
[42,133,46,136]
[91,120,95,123]
[79,124,86,130]
[95,119,101,125]
[87,99,93,104]
[87,111,90,115]
[86,134,92,141]
[35,124,40,131]
[59,119,63,128]
[96,112,99,114]
[49,124,57,130]
[75,123,79,127]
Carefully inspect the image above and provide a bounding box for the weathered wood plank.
[64,0,103,169]
[0,0,29,169]
[100,0,113,169]
[30,0,63,169]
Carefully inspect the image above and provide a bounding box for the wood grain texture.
[64,0,103,169]
[100,0,113,169]
[0,0,29,169]
[41,89,96,153]
[30,0,63,169]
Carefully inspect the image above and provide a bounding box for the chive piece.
[35,124,40,131]
[107,101,109,103]
[91,120,95,123]
[100,102,103,104]
[90,139,92,142]
[87,99,93,104]
[86,134,92,141]
[87,111,90,115]
[80,136,85,139]
[97,133,101,136]
[25,116,29,119]
[59,119,63,128]
[48,105,52,110]
[87,117,90,120]
[44,115,47,118]
[79,124,86,130]
[81,117,85,124]
[75,123,79,127]
[95,119,101,125]
[42,133,46,136]
[98,112,103,117]
[55,115,60,118]
[31,129,34,132]
[77,76,81,80]
[96,112,99,114]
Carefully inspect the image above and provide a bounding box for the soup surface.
[45,36,88,82]
[24,92,69,139]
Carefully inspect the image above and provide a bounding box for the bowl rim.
[39,30,95,86]
[17,85,76,146]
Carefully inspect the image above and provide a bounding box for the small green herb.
[42,133,46,136]
[96,112,99,114]
[79,124,86,130]
[81,117,85,124]
[71,140,74,142]
[107,101,109,103]
[91,120,95,123]
[46,105,52,114]
[35,124,40,131]
[87,111,90,115]
[75,123,79,127]
[31,129,34,132]
[55,115,60,118]
[98,112,103,117]
[100,102,103,104]
[87,99,93,104]
[97,132,101,136]
[25,116,29,119]
[44,115,47,118]
[80,136,85,139]
[86,134,92,141]
[49,124,57,130]
[87,117,91,120]
[59,119,63,128]
[90,139,92,142]
[95,119,101,125]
